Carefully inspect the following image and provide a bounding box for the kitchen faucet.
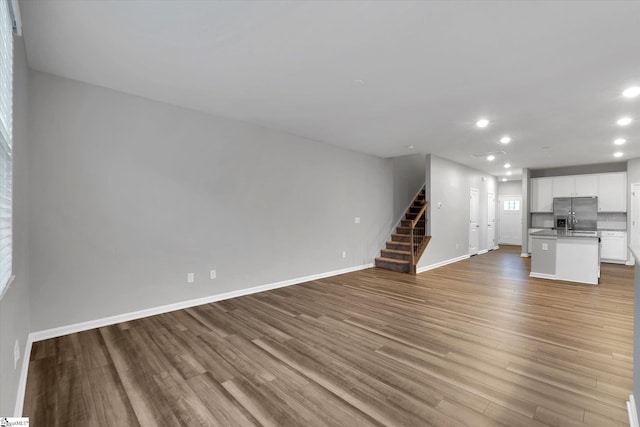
[568,211,578,230]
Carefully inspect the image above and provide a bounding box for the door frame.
[487,192,497,251]
[498,195,523,245]
[630,182,640,266]
[469,187,480,256]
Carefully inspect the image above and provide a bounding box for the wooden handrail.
[411,202,427,227]
[410,227,415,273]
[409,196,427,275]
[409,185,426,208]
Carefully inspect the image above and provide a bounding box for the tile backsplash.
[597,212,627,230]
[530,213,554,228]
[530,212,627,230]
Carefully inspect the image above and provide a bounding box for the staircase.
[375,186,431,274]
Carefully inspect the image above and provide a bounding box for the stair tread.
[391,234,411,239]
[382,248,411,255]
[375,257,410,265]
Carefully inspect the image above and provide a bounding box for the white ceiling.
[19,0,640,180]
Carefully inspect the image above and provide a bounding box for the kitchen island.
[529,229,600,285]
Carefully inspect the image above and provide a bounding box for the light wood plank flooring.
[23,246,634,426]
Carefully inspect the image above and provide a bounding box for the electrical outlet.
[354,217,360,224]
[187,273,195,283]
[342,251,347,259]
[14,339,20,370]
[210,269,217,279]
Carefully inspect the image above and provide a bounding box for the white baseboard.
[628,394,639,427]
[29,263,374,343]
[478,249,489,255]
[493,245,500,250]
[602,258,628,265]
[14,336,33,416]
[416,254,470,274]
[529,272,556,280]
[521,253,530,257]
[627,259,635,266]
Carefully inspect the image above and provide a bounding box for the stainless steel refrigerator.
[553,197,598,230]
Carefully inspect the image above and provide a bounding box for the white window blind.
[0,0,13,296]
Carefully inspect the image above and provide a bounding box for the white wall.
[627,158,640,186]
[392,154,426,221]
[0,37,31,416]
[498,180,522,197]
[27,71,396,331]
[418,154,497,269]
[627,159,640,262]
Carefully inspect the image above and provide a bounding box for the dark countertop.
[529,227,626,232]
[530,229,600,238]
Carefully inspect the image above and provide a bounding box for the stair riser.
[386,242,410,250]
[381,250,412,261]
[396,226,411,234]
[375,259,410,273]
[401,220,413,227]
[391,234,411,242]
[405,213,419,220]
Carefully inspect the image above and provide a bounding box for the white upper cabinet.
[598,172,627,212]
[530,172,627,213]
[551,174,598,198]
[552,176,575,198]
[531,177,553,212]
[574,175,598,197]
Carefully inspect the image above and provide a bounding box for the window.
[503,200,520,211]
[0,0,13,297]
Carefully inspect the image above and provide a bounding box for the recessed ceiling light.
[504,163,511,168]
[487,155,495,161]
[614,138,626,145]
[353,79,365,86]
[501,178,507,182]
[623,86,640,98]
[476,119,490,128]
[614,151,624,158]
[500,136,511,144]
[617,116,633,126]
[506,171,512,176]
[405,145,414,149]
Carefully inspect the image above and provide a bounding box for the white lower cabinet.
[600,231,627,263]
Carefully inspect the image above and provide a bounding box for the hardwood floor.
[23,246,634,426]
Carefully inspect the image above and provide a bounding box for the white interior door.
[469,188,479,255]
[488,192,496,250]
[631,183,640,260]
[499,196,522,245]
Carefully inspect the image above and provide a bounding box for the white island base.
[529,230,600,285]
